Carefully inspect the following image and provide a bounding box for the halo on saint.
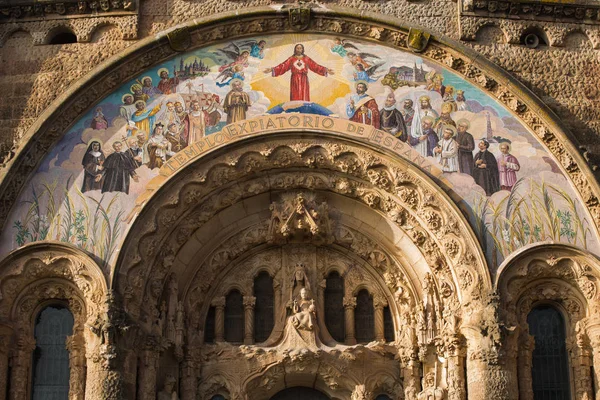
[230,78,244,87]
[443,125,457,137]
[157,68,169,77]
[121,93,134,103]
[456,118,471,129]
[141,76,153,83]
[355,80,369,89]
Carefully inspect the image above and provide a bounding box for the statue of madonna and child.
[277,264,321,351]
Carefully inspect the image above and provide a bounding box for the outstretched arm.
[265,57,293,77]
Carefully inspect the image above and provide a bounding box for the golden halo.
[157,68,169,77]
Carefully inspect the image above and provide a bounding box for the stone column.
[9,335,35,400]
[0,333,11,400]
[343,296,357,345]
[212,297,226,343]
[517,332,535,400]
[66,333,86,400]
[403,359,421,400]
[374,296,387,342]
[573,325,593,400]
[243,296,256,345]
[590,332,600,400]
[180,358,199,400]
[138,340,160,400]
[464,342,517,400]
[446,336,466,400]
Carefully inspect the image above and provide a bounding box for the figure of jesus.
[263,44,334,102]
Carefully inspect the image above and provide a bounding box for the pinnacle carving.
[268,192,333,245]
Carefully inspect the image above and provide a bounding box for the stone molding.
[0,6,598,264]
[114,135,485,324]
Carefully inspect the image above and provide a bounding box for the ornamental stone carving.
[268,192,334,245]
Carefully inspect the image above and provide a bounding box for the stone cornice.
[462,0,600,25]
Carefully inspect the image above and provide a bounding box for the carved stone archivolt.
[1,7,599,271]
[104,133,491,399]
[496,244,600,400]
[115,135,485,322]
[0,241,110,400]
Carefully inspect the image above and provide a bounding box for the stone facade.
[2,0,600,399]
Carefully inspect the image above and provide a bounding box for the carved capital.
[212,296,226,308]
[243,296,256,309]
[373,295,388,309]
[344,296,357,309]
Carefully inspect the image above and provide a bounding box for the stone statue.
[278,287,320,350]
[290,263,311,304]
[290,288,317,331]
[417,372,445,400]
[157,374,179,400]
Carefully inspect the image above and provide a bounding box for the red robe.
[157,77,179,94]
[271,55,328,101]
[349,96,381,129]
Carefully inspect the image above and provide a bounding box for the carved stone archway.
[0,241,109,400]
[496,243,600,400]
[110,128,506,399]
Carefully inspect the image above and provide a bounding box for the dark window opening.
[324,271,345,342]
[224,290,244,343]
[204,306,216,343]
[254,272,274,343]
[354,289,374,343]
[48,31,77,45]
[527,305,571,400]
[383,305,395,342]
[32,305,74,400]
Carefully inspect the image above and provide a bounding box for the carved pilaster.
[573,322,593,400]
[447,348,466,400]
[589,332,600,400]
[66,333,86,400]
[0,334,11,400]
[212,297,226,343]
[243,296,256,345]
[9,335,35,400]
[137,340,160,400]
[403,359,421,400]
[344,296,357,346]
[464,342,516,400]
[517,332,535,400]
[374,296,387,342]
[180,358,199,400]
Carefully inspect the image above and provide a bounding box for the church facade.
[1,2,600,400]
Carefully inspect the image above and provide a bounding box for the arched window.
[527,305,571,399]
[224,290,244,343]
[204,306,216,343]
[354,289,375,343]
[383,305,395,342]
[254,272,274,342]
[32,305,74,400]
[324,271,345,342]
[47,29,77,45]
[270,387,329,400]
[210,396,226,400]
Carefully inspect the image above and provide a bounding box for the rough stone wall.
[1,0,599,170]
